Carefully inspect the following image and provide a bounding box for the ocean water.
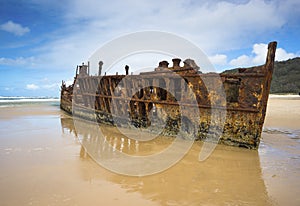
[0,96,60,107]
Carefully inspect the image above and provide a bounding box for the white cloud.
[26,78,60,91]
[0,56,37,67]
[25,79,61,91]
[38,77,61,90]
[0,21,30,36]
[5,0,299,72]
[32,0,292,71]
[229,55,252,67]
[209,54,227,66]
[275,47,296,61]
[64,79,74,86]
[229,43,297,67]
[252,43,268,65]
[26,84,39,90]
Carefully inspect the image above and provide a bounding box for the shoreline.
[269,94,300,99]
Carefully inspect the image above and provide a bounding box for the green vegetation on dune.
[271,57,300,94]
[222,57,300,94]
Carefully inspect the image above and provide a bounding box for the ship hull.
[60,42,277,149]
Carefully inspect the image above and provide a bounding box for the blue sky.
[0,0,299,97]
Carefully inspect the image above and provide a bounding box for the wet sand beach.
[0,96,299,206]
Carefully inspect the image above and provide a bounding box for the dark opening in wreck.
[60,41,277,149]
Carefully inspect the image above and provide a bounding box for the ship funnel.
[160,61,169,68]
[172,58,181,69]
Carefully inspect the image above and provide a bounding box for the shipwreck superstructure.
[61,42,277,149]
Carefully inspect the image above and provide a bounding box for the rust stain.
[60,42,277,149]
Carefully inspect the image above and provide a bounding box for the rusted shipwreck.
[60,41,277,149]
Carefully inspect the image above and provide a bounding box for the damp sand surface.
[0,97,299,206]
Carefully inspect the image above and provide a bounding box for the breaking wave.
[0,96,59,107]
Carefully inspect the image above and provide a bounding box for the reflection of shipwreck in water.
[61,42,277,149]
[60,116,273,205]
[61,115,171,159]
